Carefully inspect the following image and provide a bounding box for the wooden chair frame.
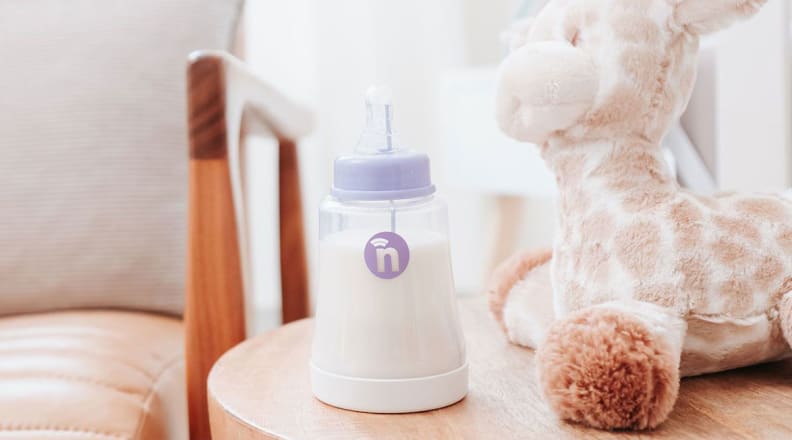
[184,51,313,439]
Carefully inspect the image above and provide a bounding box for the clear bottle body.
[312,194,466,380]
[319,195,448,240]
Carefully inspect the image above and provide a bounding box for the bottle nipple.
[357,85,399,154]
[332,85,435,202]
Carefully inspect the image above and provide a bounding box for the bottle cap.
[331,86,435,201]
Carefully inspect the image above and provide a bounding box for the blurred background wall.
[239,0,792,331]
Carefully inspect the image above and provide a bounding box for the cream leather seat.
[0,312,184,439]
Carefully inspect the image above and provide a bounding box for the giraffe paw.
[536,305,680,430]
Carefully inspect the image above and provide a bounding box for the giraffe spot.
[677,256,708,310]
[622,147,670,183]
[592,146,670,192]
[623,188,674,213]
[734,198,788,223]
[669,200,703,251]
[778,227,792,254]
[754,256,784,291]
[635,283,677,309]
[580,210,615,242]
[612,14,661,44]
[621,48,661,87]
[711,239,754,266]
[712,215,761,244]
[606,176,636,192]
[672,223,702,251]
[584,85,644,132]
[720,277,754,315]
[670,198,703,223]
[615,220,662,278]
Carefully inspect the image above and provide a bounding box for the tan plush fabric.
[0,310,185,439]
[0,0,243,316]
[492,0,789,431]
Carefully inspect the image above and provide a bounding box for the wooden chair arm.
[184,50,313,440]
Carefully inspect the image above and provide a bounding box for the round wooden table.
[208,297,792,439]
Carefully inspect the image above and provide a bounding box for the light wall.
[681,0,791,191]
[241,0,555,331]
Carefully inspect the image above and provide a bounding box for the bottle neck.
[329,194,437,209]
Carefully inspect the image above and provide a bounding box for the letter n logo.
[364,232,410,280]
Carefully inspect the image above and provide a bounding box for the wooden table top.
[207,297,792,439]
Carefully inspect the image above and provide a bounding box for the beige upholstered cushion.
[0,310,185,439]
[0,0,243,316]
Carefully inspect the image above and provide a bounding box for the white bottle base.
[310,362,469,413]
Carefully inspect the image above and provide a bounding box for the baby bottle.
[311,86,468,413]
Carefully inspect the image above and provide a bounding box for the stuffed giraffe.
[490,0,792,430]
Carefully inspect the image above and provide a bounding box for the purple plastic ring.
[331,151,436,201]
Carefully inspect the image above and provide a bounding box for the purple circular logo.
[364,231,410,279]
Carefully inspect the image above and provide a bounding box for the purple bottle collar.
[331,150,435,201]
[332,86,435,201]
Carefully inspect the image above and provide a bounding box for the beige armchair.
[0,1,310,439]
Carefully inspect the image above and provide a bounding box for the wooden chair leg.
[185,55,246,440]
[278,139,310,323]
[185,50,314,438]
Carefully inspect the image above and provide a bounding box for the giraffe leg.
[779,290,792,347]
[487,248,553,349]
[536,300,687,430]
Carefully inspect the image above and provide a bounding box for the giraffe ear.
[673,0,766,35]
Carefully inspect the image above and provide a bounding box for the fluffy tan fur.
[490,0,792,431]
[537,306,679,430]
[488,248,552,330]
